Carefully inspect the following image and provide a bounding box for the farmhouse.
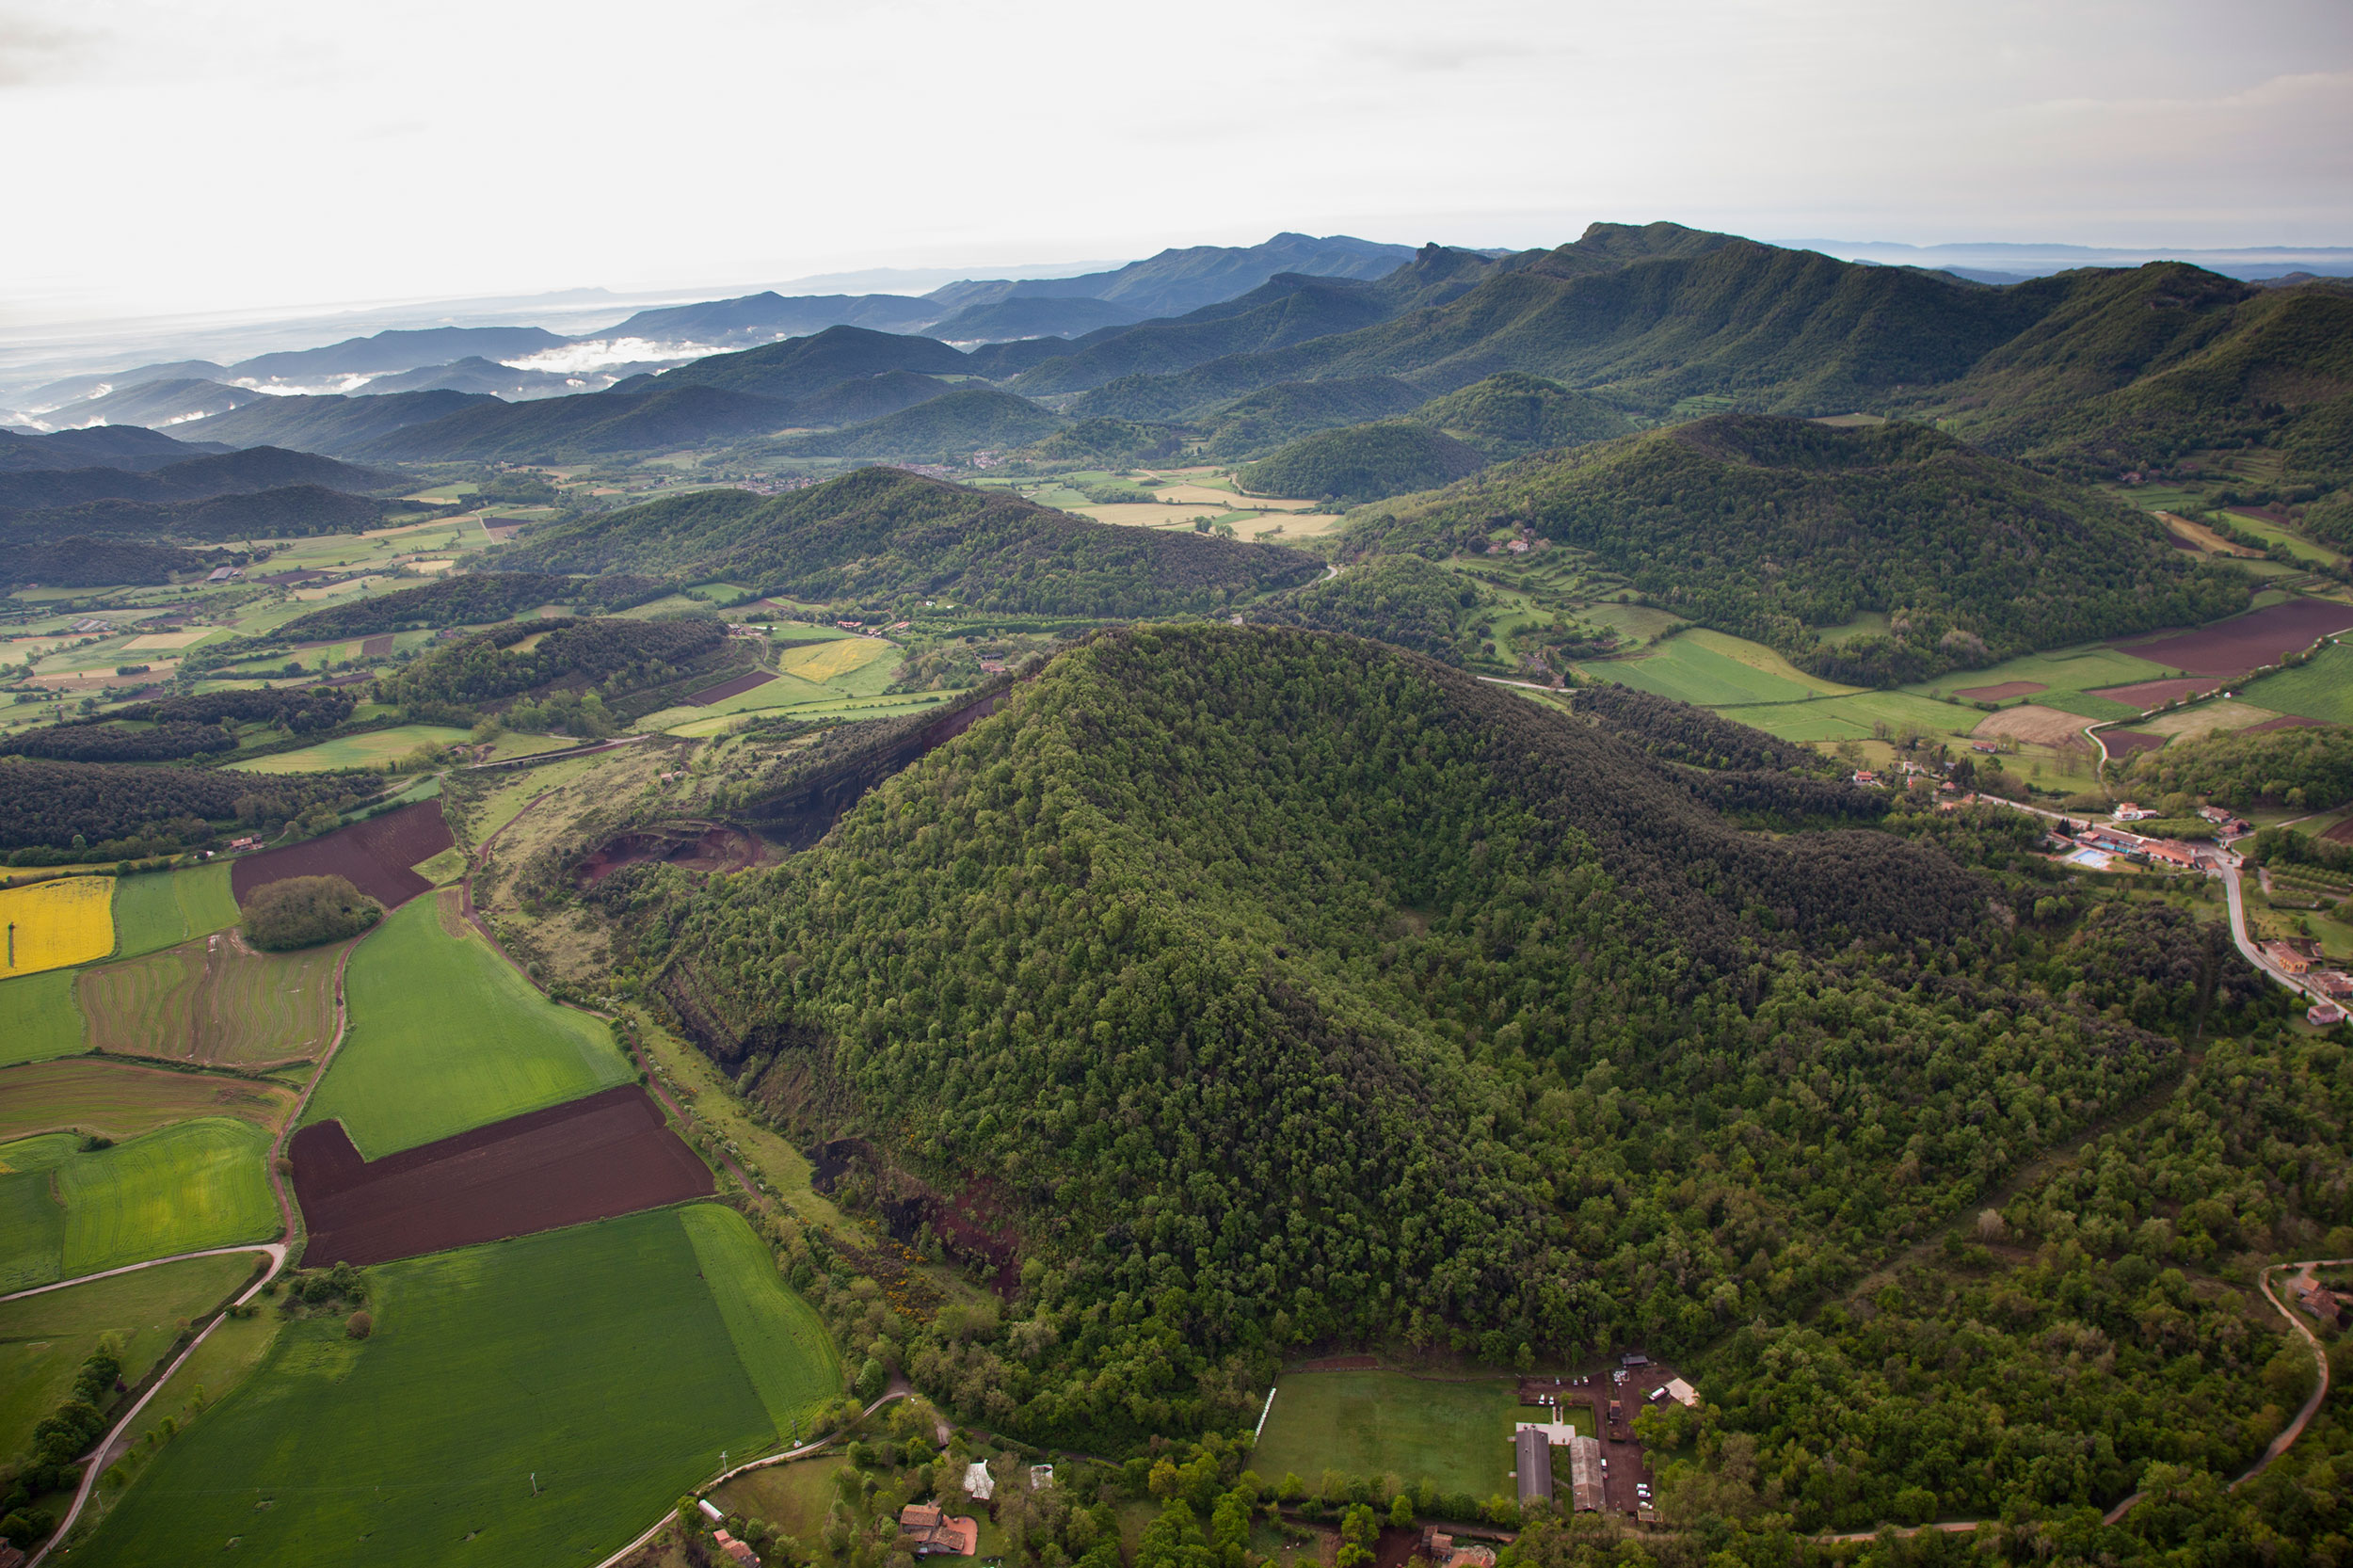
[2297,1281,2345,1326]
[712,1529,760,1566]
[2311,971,2353,1000]
[2139,839,2203,870]
[899,1504,980,1557]
[1513,1425,1554,1507]
[1565,1433,1605,1512]
[2265,942,2316,975]
[1420,1533,1497,1568]
[2112,803,2153,822]
[2311,1001,2347,1027]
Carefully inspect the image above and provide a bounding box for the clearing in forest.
[80,931,344,1066]
[0,1057,296,1143]
[78,1205,839,1568]
[0,876,115,978]
[0,1118,277,1291]
[1251,1370,1520,1500]
[301,893,632,1158]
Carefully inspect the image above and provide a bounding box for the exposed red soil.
[574,824,760,885]
[2325,817,2353,844]
[2092,676,2229,708]
[1951,680,2047,701]
[290,1082,712,1266]
[360,634,394,657]
[2103,730,2169,755]
[686,670,777,706]
[2110,598,2353,678]
[2244,715,2332,734]
[231,800,455,910]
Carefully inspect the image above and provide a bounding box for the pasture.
[0,875,116,978]
[1899,643,2174,714]
[303,893,632,1157]
[2236,642,2353,725]
[680,1203,840,1438]
[79,1206,835,1568]
[712,1455,852,1545]
[2136,698,2287,744]
[0,970,84,1067]
[1584,629,1858,707]
[1971,705,2098,748]
[1251,1371,1519,1499]
[1715,689,1973,744]
[780,635,894,684]
[0,1117,277,1290]
[0,1058,295,1142]
[111,862,241,960]
[81,932,344,1065]
[226,724,472,775]
[0,1251,257,1460]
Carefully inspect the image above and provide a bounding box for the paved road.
[0,1242,287,1305]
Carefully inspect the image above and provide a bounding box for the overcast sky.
[4,0,2348,324]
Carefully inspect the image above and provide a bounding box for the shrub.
[240,874,384,951]
[345,1310,374,1340]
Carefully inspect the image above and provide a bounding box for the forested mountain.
[173,389,499,456]
[490,467,1321,615]
[783,371,955,428]
[270,571,583,639]
[0,424,220,473]
[0,536,228,587]
[1239,421,1488,505]
[0,447,401,512]
[584,289,941,347]
[926,297,1148,342]
[1250,554,1493,663]
[1412,372,1639,458]
[376,616,732,723]
[1193,377,1428,459]
[652,625,2199,1448]
[357,382,792,461]
[51,377,266,430]
[359,356,591,399]
[628,325,970,402]
[1346,414,2249,683]
[769,389,1064,458]
[924,232,1417,319]
[1,485,397,547]
[228,325,569,381]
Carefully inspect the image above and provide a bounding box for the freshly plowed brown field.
[2243,715,2330,734]
[231,800,454,910]
[2104,730,2168,755]
[291,1083,712,1265]
[2111,598,2353,678]
[685,670,776,706]
[2091,677,2227,708]
[79,931,343,1065]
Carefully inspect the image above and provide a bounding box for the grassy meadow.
[680,1204,841,1440]
[80,934,344,1065]
[0,1118,277,1290]
[0,970,85,1067]
[1582,628,1860,707]
[0,875,115,978]
[303,893,632,1157]
[78,1206,834,1568]
[2236,642,2353,725]
[0,1058,295,1142]
[110,863,241,960]
[0,1251,258,1459]
[1251,1370,1519,1499]
[225,724,472,775]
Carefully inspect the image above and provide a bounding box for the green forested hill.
[1239,421,1488,505]
[1412,372,1639,458]
[770,387,1064,458]
[1195,377,1427,460]
[1346,414,2249,683]
[490,467,1321,615]
[656,625,2206,1448]
[1250,554,1492,663]
[0,484,396,547]
[636,324,970,401]
[360,383,792,461]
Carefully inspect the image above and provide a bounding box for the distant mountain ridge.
[0,446,403,513]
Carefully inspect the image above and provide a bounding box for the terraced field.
[0,1118,278,1290]
[80,931,345,1065]
[78,1206,837,1568]
[110,863,242,960]
[0,1058,295,1142]
[302,893,632,1157]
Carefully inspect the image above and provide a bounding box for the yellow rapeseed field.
[781,637,888,683]
[0,876,116,977]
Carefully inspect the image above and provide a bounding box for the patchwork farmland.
[79,930,344,1065]
[0,1057,295,1142]
[0,875,115,978]
[0,1118,277,1290]
[230,798,456,910]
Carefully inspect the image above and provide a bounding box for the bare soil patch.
[231,800,455,910]
[2245,715,2331,734]
[290,1082,712,1266]
[360,634,394,657]
[2111,598,2353,678]
[685,670,776,706]
[2093,676,2229,708]
[1971,705,2092,747]
[574,823,760,886]
[2104,730,2169,755]
[1951,680,2047,701]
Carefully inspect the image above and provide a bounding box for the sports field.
[0,1058,295,1142]
[0,875,116,977]
[303,893,632,1157]
[0,1118,278,1290]
[0,1251,257,1459]
[2236,642,2353,725]
[0,970,85,1067]
[1251,1371,1519,1498]
[1582,629,1859,707]
[81,932,344,1065]
[79,1206,836,1568]
[226,724,472,775]
[111,862,241,960]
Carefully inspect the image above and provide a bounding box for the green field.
[0,969,85,1067]
[79,1206,833,1568]
[0,1058,295,1142]
[1897,642,2179,705]
[2236,642,2353,725]
[226,724,472,775]
[303,894,632,1157]
[0,1118,278,1290]
[111,863,242,960]
[1251,1371,1520,1499]
[1714,689,1980,744]
[680,1203,840,1438]
[0,1251,257,1459]
[81,934,344,1066]
[1581,628,1858,707]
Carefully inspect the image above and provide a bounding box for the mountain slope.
[0,447,402,512]
[1194,377,1428,460]
[925,297,1148,342]
[924,232,1417,318]
[184,390,501,456]
[0,486,397,546]
[634,325,971,402]
[1411,372,1639,458]
[360,357,595,399]
[229,326,569,381]
[489,467,1321,616]
[47,377,268,430]
[768,388,1064,458]
[1239,421,1488,505]
[584,290,940,347]
[359,382,791,461]
[660,623,2180,1442]
[0,424,221,473]
[1348,414,2250,682]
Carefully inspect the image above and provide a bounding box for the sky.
[3,0,2349,325]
